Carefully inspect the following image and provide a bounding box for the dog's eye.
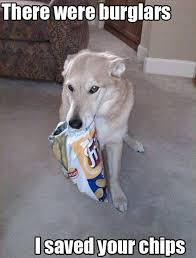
[89,86,99,94]
[68,84,74,92]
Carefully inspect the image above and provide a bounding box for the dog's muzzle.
[69,116,83,129]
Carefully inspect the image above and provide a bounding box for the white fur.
[60,50,144,212]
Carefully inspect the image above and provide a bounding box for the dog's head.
[62,50,127,129]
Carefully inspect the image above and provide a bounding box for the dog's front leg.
[106,141,127,212]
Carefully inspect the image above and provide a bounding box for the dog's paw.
[113,195,128,212]
[111,186,128,212]
[134,140,144,153]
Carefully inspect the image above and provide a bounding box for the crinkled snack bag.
[49,121,107,202]
[49,122,68,172]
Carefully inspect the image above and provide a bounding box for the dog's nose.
[69,118,83,129]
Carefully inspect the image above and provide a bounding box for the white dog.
[60,50,144,212]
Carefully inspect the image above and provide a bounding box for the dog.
[59,50,144,212]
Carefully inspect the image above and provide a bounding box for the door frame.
[104,1,145,51]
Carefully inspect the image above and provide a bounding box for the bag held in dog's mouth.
[49,120,108,202]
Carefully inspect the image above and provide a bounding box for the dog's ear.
[110,58,127,78]
[62,54,75,77]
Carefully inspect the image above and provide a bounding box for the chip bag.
[49,120,107,202]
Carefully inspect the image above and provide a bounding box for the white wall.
[139,0,196,77]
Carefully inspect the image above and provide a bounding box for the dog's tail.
[123,134,144,153]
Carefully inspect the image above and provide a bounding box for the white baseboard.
[137,45,148,62]
[143,57,196,78]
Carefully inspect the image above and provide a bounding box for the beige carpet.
[0,27,196,258]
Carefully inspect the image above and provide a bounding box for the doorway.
[104,0,145,50]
